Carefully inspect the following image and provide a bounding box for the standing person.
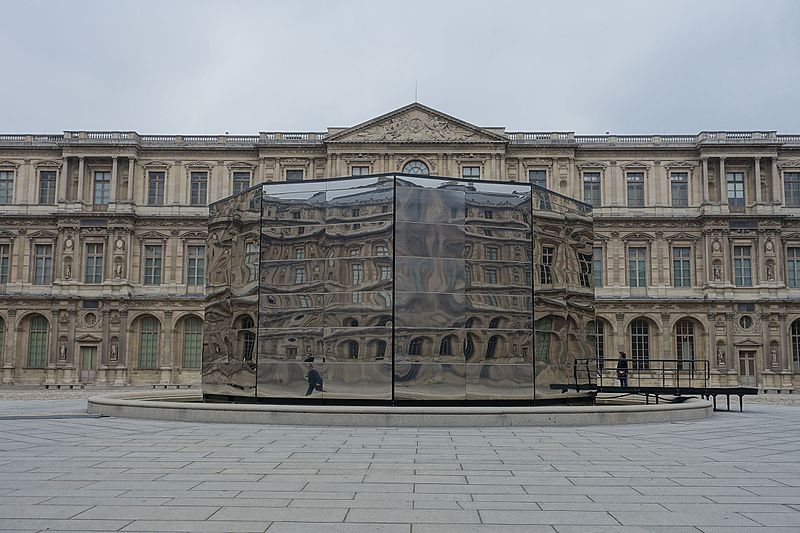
[616,351,629,387]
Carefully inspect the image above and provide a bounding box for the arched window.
[408,337,423,356]
[791,319,800,371]
[138,316,159,369]
[374,340,387,360]
[675,319,695,371]
[534,317,553,363]
[439,335,453,356]
[236,315,256,362]
[27,315,48,368]
[402,160,429,175]
[347,341,359,359]
[485,335,499,359]
[344,318,359,327]
[489,317,502,329]
[630,319,650,370]
[182,317,203,368]
[376,315,392,327]
[587,320,605,368]
[0,317,4,362]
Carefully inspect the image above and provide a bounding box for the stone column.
[110,156,118,203]
[772,158,781,205]
[718,157,726,205]
[77,156,85,204]
[127,157,135,202]
[754,157,762,204]
[1,310,17,383]
[59,157,69,202]
[701,157,709,204]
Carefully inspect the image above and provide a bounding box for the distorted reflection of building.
[203,174,594,402]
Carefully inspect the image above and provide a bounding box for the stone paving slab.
[0,400,799,531]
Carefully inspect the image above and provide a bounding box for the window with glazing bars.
[351,263,363,286]
[733,246,752,286]
[380,265,391,280]
[626,172,644,207]
[375,244,389,256]
[792,319,800,371]
[294,267,306,284]
[727,172,745,209]
[182,317,202,368]
[38,170,56,205]
[351,166,369,176]
[670,172,688,207]
[628,247,647,287]
[630,319,650,370]
[786,172,800,207]
[593,247,603,288]
[675,319,695,371]
[0,170,13,205]
[529,169,547,188]
[438,336,452,356]
[588,320,605,368]
[485,268,498,284]
[788,247,800,288]
[294,247,305,259]
[84,243,103,283]
[578,253,592,288]
[138,317,159,368]
[462,166,480,178]
[33,244,52,285]
[539,246,554,284]
[672,247,691,287]
[27,315,48,368]
[232,171,250,195]
[486,246,498,260]
[583,172,601,207]
[147,172,165,205]
[190,172,207,205]
[0,243,9,283]
[143,245,162,285]
[245,242,259,281]
[286,169,304,182]
[534,317,552,363]
[94,171,111,205]
[186,245,205,286]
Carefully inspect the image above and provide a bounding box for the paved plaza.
[0,396,799,532]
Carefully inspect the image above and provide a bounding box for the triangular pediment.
[76,333,103,342]
[326,103,508,144]
[733,338,762,347]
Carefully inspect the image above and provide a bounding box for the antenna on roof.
[414,81,418,103]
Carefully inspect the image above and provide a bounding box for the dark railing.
[573,358,710,390]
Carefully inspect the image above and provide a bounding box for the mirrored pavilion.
[203,174,594,403]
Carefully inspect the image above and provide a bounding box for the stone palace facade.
[0,103,799,390]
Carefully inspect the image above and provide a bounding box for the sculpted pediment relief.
[326,103,507,144]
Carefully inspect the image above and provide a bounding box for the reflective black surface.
[203,175,594,402]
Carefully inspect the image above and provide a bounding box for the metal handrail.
[573,358,710,390]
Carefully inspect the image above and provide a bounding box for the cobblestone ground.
[0,396,799,532]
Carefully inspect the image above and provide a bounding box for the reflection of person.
[616,351,629,387]
[304,356,324,396]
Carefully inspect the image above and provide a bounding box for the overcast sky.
[2,0,799,134]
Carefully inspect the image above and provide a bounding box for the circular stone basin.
[87,391,712,427]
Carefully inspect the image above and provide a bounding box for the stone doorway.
[738,350,756,387]
[79,345,98,382]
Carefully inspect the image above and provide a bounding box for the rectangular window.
[299,295,311,308]
[33,244,53,285]
[727,172,745,210]
[232,171,250,195]
[483,210,494,219]
[626,172,644,207]
[375,244,389,257]
[186,245,205,286]
[294,247,305,259]
[593,247,603,288]
[0,170,13,205]
[0,243,10,283]
[93,171,111,205]
[528,169,547,188]
[349,248,360,256]
[147,171,165,205]
[672,247,692,287]
[628,247,647,287]
[485,268,498,284]
[351,166,369,176]
[294,267,306,284]
[462,166,481,179]
[539,246,554,284]
[286,169,304,182]
[583,172,601,207]
[733,245,752,287]
[670,172,688,207]
[380,265,391,280]
[486,246,498,261]
[785,172,800,207]
[352,263,363,286]
[788,247,800,288]
[84,243,104,284]
[144,245,163,285]
[190,172,208,206]
[38,170,57,205]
